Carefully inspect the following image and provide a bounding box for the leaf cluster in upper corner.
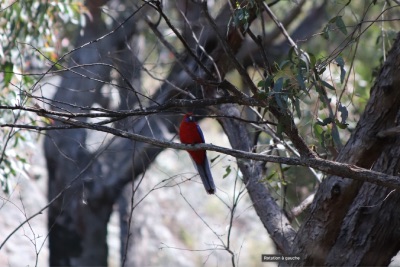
[0,1,85,71]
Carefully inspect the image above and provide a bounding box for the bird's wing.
[196,123,205,143]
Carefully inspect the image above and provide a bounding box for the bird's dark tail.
[195,159,216,194]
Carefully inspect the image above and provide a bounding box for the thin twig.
[289,193,315,219]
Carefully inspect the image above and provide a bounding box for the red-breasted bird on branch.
[179,113,216,194]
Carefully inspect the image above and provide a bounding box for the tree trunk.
[44,1,138,264]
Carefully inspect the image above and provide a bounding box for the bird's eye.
[188,116,193,121]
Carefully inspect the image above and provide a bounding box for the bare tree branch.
[17,113,400,192]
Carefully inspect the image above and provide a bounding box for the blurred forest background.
[1,0,400,266]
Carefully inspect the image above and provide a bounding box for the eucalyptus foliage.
[0,0,83,192]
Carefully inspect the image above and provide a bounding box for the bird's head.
[183,112,195,123]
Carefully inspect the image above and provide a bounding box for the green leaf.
[335,16,347,35]
[282,166,291,172]
[328,16,338,24]
[323,117,334,125]
[335,56,346,84]
[223,165,231,179]
[375,35,381,45]
[258,76,273,90]
[293,97,302,119]
[309,52,316,68]
[338,103,349,124]
[210,155,220,163]
[322,25,330,40]
[313,123,323,140]
[276,121,284,139]
[22,75,34,86]
[2,62,14,87]
[296,72,306,91]
[273,77,285,110]
[288,46,296,63]
[299,51,311,71]
[266,170,277,181]
[316,117,333,126]
[258,91,269,100]
[321,80,335,90]
[335,56,344,67]
[335,119,348,129]
[279,60,291,69]
[264,75,274,89]
[233,7,249,29]
[320,131,327,149]
[16,155,27,164]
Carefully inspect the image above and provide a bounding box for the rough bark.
[326,141,400,266]
[292,33,400,266]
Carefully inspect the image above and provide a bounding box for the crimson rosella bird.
[179,113,216,194]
